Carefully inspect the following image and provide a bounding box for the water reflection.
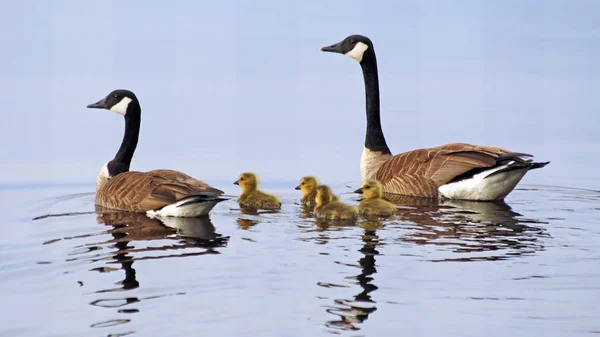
[87,210,229,332]
[236,208,280,230]
[298,204,314,219]
[323,221,381,332]
[306,196,548,332]
[237,218,260,230]
[383,194,549,262]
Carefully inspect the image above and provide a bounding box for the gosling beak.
[354,188,363,194]
[87,97,108,109]
[294,185,301,190]
[233,180,239,185]
[321,41,344,54]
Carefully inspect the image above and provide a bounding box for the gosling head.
[234,172,259,193]
[295,176,319,195]
[87,89,140,117]
[355,180,384,200]
[315,184,334,207]
[321,34,374,64]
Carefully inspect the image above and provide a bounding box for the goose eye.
[301,182,305,185]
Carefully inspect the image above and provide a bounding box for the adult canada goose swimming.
[87,89,226,217]
[321,35,549,201]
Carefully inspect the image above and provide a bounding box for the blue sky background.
[0,0,598,188]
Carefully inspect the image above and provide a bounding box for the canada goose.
[321,35,549,201]
[234,172,281,210]
[295,176,340,205]
[87,89,226,217]
[314,185,358,220]
[355,180,397,217]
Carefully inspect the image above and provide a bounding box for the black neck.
[107,103,140,176]
[360,51,391,155]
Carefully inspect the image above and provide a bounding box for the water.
[2,181,599,336]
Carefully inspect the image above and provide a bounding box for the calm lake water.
[1,180,599,336]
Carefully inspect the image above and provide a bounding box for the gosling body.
[314,185,357,220]
[296,176,339,206]
[356,180,397,217]
[235,172,281,210]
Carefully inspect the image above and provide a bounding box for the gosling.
[314,185,358,220]
[355,180,397,217]
[295,176,339,205]
[234,172,281,210]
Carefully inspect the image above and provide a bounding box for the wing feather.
[376,143,525,198]
[96,170,223,212]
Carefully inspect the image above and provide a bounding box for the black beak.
[354,188,363,194]
[295,185,301,190]
[233,180,239,185]
[87,97,108,109]
[321,41,344,54]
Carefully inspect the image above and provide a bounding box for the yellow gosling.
[234,172,281,210]
[295,176,339,205]
[314,185,357,220]
[295,176,319,205]
[356,180,397,217]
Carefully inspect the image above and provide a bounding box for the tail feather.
[176,194,229,208]
[529,161,550,170]
[486,161,550,179]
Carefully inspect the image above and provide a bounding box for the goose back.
[96,171,223,212]
[375,143,529,198]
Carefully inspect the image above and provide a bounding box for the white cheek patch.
[110,97,132,116]
[345,42,369,63]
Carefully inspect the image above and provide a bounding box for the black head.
[87,89,140,116]
[321,34,374,63]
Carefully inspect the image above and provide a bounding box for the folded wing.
[96,171,223,212]
[376,143,530,198]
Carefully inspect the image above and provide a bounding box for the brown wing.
[376,143,528,198]
[96,171,222,212]
[147,169,224,195]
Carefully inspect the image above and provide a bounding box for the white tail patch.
[346,42,369,62]
[110,97,132,116]
[146,197,221,217]
[438,162,528,201]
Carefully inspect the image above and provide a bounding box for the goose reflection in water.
[306,195,548,332]
[324,221,381,332]
[382,194,549,262]
[86,209,229,330]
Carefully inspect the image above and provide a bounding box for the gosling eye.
[364,186,370,189]
[240,177,244,181]
[301,182,305,185]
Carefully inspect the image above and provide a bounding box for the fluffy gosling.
[295,176,339,205]
[234,172,281,210]
[314,185,357,220]
[356,180,397,217]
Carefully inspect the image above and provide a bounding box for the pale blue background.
[0,0,598,188]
